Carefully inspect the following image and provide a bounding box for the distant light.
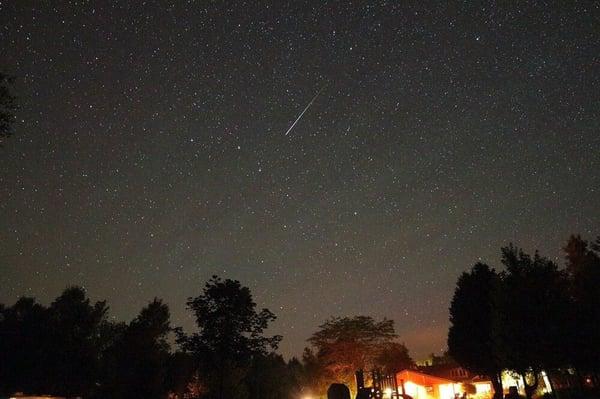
[384,388,393,397]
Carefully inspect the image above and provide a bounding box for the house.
[417,355,493,399]
[396,370,463,399]
[395,369,493,399]
[8,396,66,399]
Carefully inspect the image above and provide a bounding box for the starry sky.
[1,2,599,360]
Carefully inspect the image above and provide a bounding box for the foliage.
[245,353,302,399]
[374,342,415,375]
[563,235,600,374]
[305,315,404,395]
[47,286,110,396]
[494,245,571,399]
[0,287,176,398]
[0,276,297,399]
[448,235,600,399]
[0,277,308,399]
[301,347,331,397]
[166,351,199,398]
[178,276,281,359]
[185,371,209,398]
[0,287,109,397]
[0,297,49,395]
[448,262,504,399]
[97,298,172,399]
[176,275,282,399]
[0,71,17,146]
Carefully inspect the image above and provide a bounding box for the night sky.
[1,2,599,360]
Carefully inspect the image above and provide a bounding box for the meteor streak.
[284,87,324,136]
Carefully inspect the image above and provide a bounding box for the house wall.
[404,380,434,399]
[473,382,493,397]
[9,397,66,399]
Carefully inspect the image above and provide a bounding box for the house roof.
[419,364,492,384]
[396,369,456,386]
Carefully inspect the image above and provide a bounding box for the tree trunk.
[544,371,557,399]
[521,371,539,399]
[574,368,584,394]
[491,372,504,399]
[217,363,225,399]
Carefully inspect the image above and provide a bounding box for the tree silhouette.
[165,351,199,398]
[245,353,301,399]
[177,275,281,399]
[99,298,172,398]
[448,263,504,399]
[375,341,415,374]
[495,245,570,399]
[0,297,49,395]
[0,287,109,397]
[307,316,398,394]
[0,72,17,147]
[46,286,109,397]
[448,240,598,399]
[564,235,600,384]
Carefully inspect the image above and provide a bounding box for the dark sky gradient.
[1,2,599,359]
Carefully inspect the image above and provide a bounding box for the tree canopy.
[448,262,503,399]
[495,245,571,398]
[374,341,415,375]
[99,298,172,399]
[448,235,600,399]
[0,71,17,147]
[306,315,411,396]
[0,277,303,399]
[563,235,600,376]
[176,275,282,399]
[0,287,110,397]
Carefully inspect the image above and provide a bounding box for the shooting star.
[284,87,324,136]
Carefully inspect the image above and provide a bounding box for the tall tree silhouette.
[99,298,172,398]
[449,245,580,399]
[448,263,504,399]
[0,287,109,397]
[46,286,109,397]
[0,72,17,147]
[564,235,600,384]
[177,276,281,399]
[495,245,570,399]
[0,297,49,395]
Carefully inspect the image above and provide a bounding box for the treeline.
[0,275,413,399]
[0,287,175,398]
[303,316,415,395]
[0,71,17,147]
[0,277,294,399]
[448,234,600,399]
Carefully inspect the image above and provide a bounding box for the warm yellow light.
[439,383,456,399]
[404,381,419,397]
[384,388,393,397]
[475,382,492,394]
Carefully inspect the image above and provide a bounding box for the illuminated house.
[416,356,494,399]
[395,370,492,399]
[396,370,461,399]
